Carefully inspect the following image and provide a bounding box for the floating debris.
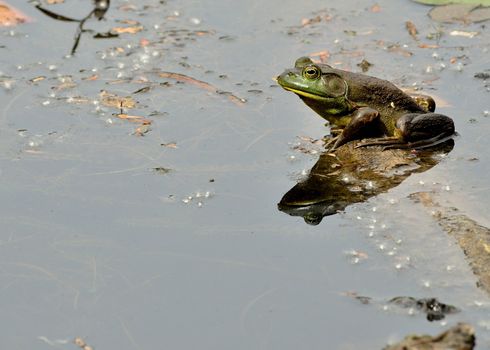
[429,4,490,24]
[74,336,94,350]
[474,72,490,80]
[405,20,418,40]
[116,113,150,123]
[134,123,151,136]
[157,71,246,106]
[133,86,151,94]
[309,50,330,63]
[0,1,31,26]
[385,43,413,57]
[28,76,46,83]
[153,167,172,174]
[389,296,459,321]
[100,91,136,109]
[161,142,178,149]
[450,30,479,38]
[36,0,112,54]
[300,10,333,27]
[111,25,144,34]
[357,59,373,72]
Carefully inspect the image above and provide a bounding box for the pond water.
[1,0,490,349]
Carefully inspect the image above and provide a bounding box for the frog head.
[277,57,356,123]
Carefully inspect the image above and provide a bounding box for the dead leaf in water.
[300,10,333,27]
[52,81,77,91]
[111,25,144,34]
[115,113,152,136]
[387,45,413,57]
[82,74,99,81]
[134,124,151,136]
[429,4,490,23]
[157,71,246,106]
[74,337,93,350]
[161,142,178,149]
[0,1,31,26]
[370,3,382,12]
[309,50,330,63]
[405,20,418,40]
[116,113,151,124]
[118,19,139,25]
[418,43,440,48]
[100,91,136,109]
[29,76,46,83]
[464,6,490,21]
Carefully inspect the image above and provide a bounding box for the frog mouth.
[281,86,331,101]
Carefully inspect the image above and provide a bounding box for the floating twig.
[35,0,112,55]
[158,71,246,106]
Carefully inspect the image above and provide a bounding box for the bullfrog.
[277,57,455,150]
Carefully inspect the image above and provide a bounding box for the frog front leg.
[328,107,381,151]
[356,113,455,150]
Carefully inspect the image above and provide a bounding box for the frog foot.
[324,135,340,150]
[355,132,455,151]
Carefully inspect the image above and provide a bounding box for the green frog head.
[277,57,357,125]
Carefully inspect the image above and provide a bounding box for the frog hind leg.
[329,107,381,151]
[356,113,455,150]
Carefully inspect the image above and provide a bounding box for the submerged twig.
[35,6,80,22]
[71,9,96,55]
[35,0,112,55]
[158,71,246,106]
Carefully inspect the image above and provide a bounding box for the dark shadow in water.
[35,0,113,55]
[278,140,454,225]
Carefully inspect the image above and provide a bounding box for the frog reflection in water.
[277,57,455,150]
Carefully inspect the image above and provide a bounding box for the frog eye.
[302,65,321,80]
[322,74,347,97]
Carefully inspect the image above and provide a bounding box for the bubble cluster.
[182,190,213,208]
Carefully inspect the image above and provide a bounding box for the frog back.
[328,68,425,133]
